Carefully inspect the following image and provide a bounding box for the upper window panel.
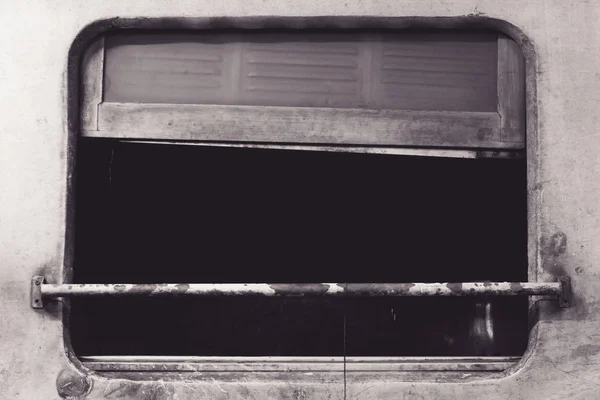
[82,29,524,151]
[103,32,498,112]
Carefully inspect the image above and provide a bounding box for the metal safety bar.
[31,276,571,309]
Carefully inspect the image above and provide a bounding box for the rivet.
[56,369,91,398]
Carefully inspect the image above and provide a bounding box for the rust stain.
[147,383,176,400]
[510,282,523,292]
[477,127,492,140]
[541,232,568,276]
[446,282,463,294]
[346,283,415,295]
[392,283,415,295]
[571,344,600,359]
[269,283,330,296]
[102,381,142,398]
[550,232,568,256]
[130,284,157,294]
[291,387,310,400]
[175,283,190,293]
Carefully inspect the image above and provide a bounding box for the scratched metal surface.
[1,1,600,399]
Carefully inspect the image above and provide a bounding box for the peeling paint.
[36,281,565,304]
[327,283,345,294]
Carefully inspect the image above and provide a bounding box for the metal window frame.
[80,32,525,154]
[64,21,542,376]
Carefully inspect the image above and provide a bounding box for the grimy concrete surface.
[1,1,600,399]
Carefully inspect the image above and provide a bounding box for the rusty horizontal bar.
[31,277,571,309]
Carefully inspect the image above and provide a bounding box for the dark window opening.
[71,140,528,357]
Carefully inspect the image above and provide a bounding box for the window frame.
[72,23,533,378]
[81,32,525,151]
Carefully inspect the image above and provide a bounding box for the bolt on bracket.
[31,276,45,309]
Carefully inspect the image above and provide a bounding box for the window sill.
[82,356,519,373]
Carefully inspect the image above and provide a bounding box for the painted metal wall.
[0,0,599,398]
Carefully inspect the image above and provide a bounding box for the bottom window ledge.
[81,356,520,373]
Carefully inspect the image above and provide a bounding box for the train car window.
[72,29,527,372]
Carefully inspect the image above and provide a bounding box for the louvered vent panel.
[103,34,236,104]
[238,34,365,108]
[376,34,498,112]
[103,32,499,112]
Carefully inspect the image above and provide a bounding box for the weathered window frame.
[81,33,525,151]
[72,23,532,378]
